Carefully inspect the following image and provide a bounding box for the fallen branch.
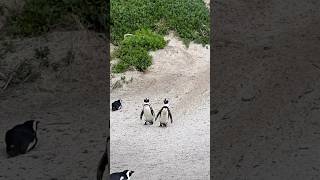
[2,73,13,90]
[312,63,320,71]
[45,122,72,126]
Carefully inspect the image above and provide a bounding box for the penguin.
[5,120,39,157]
[112,100,122,111]
[97,136,110,180]
[111,170,134,180]
[155,99,173,127]
[140,98,155,125]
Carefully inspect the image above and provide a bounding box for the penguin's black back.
[112,100,122,111]
[110,172,126,180]
[5,122,36,157]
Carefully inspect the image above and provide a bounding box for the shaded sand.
[0,31,108,180]
[110,34,210,179]
[212,0,320,179]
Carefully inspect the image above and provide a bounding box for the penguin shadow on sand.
[140,98,173,128]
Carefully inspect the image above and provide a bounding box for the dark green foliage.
[113,29,166,73]
[113,46,152,73]
[111,0,209,45]
[6,0,108,37]
[121,29,166,51]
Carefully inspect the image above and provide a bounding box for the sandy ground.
[212,0,320,179]
[0,31,108,179]
[110,34,210,179]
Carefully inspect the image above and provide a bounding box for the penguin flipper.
[150,106,155,116]
[140,110,144,120]
[26,135,38,152]
[155,108,163,121]
[168,108,173,123]
[97,137,109,180]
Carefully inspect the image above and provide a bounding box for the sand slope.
[110,35,210,179]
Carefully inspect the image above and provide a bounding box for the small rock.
[241,96,255,102]
[212,109,219,114]
[298,147,309,150]
[263,46,272,50]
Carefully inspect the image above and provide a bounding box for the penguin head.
[144,98,149,103]
[123,170,134,178]
[164,98,169,104]
[24,120,40,131]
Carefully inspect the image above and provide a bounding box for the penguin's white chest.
[143,106,153,121]
[26,135,37,152]
[159,109,169,123]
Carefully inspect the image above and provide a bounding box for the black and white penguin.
[112,100,123,111]
[140,98,155,125]
[111,170,134,180]
[155,99,173,127]
[5,120,39,157]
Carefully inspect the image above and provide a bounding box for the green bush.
[113,29,166,73]
[111,0,209,45]
[121,29,166,51]
[6,0,108,37]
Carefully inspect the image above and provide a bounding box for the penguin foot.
[159,123,167,127]
[144,122,147,125]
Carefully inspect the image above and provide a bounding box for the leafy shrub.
[113,29,166,73]
[111,0,209,45]
[121,29,166,51]
[113,46,152,73]
[6,0,108,37]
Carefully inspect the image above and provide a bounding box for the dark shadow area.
[212,0,320,179]
[0,0,109,179]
